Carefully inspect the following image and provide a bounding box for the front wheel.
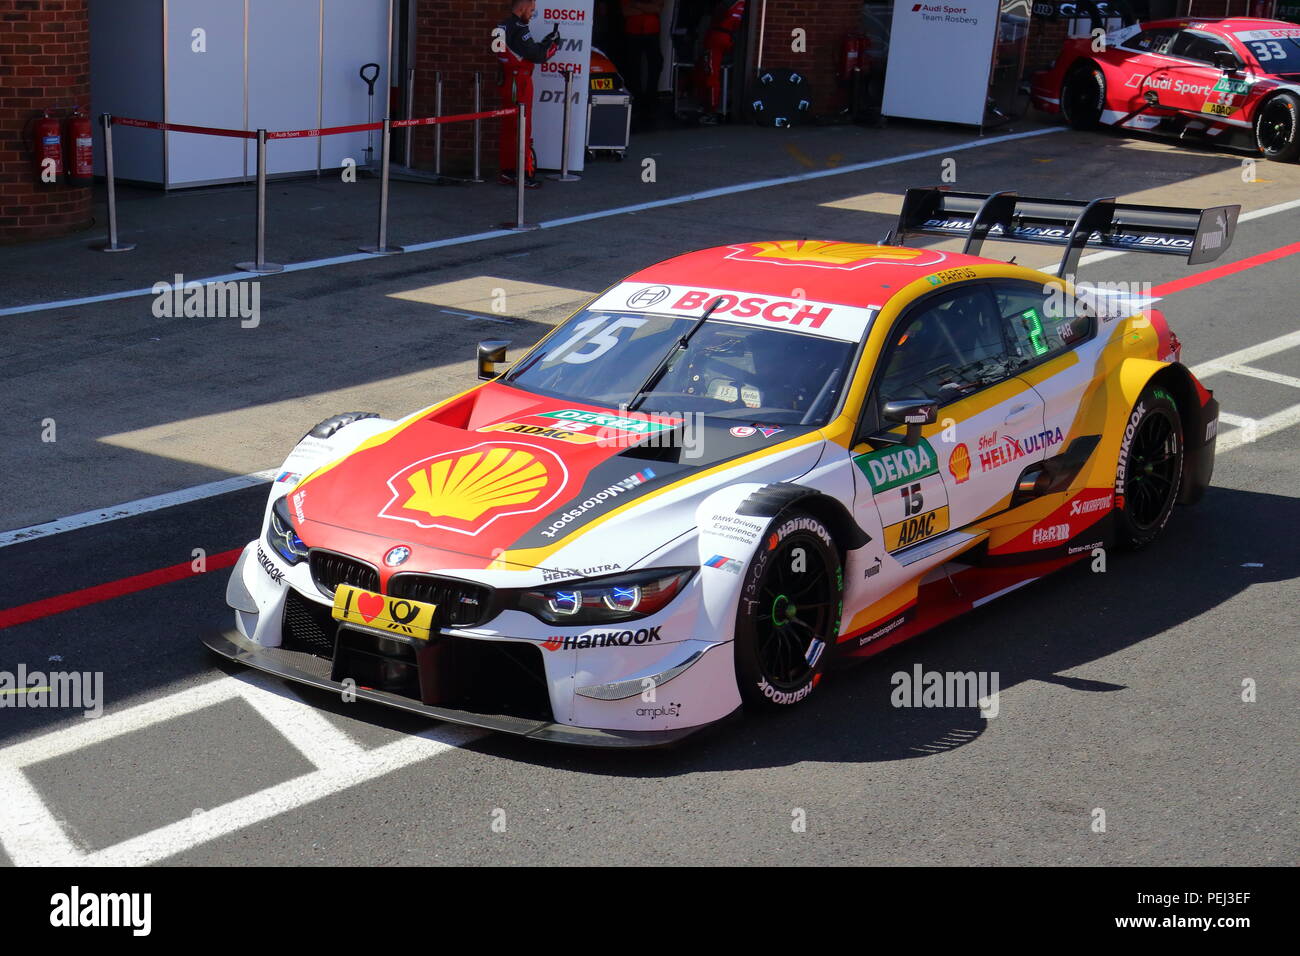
[734,511,844,708]
[1114,386,1184,550]
[1255,93,1300,163]
[1061,64,1106,131]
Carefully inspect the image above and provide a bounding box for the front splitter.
[202,628,725,749]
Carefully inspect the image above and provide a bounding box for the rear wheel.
[1061,63,1106,131]
[734,511,843,709]
[1255,93,1300,163]
[1114,386,1183,550]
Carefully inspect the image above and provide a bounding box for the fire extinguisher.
[32,110,63,185]
[839,33,868,81]
[64,107,94,185]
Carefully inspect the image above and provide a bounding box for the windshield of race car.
[503,310,857,425]
[1237,31,1300,73]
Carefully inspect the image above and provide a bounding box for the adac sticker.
[853,439,938,493]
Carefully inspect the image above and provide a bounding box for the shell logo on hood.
[725,240,945,270]
[378,441,568,535]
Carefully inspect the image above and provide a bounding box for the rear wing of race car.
[886,188,1240,276]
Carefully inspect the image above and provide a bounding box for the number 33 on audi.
[207,188,1235,747]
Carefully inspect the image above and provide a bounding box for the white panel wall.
[321,0,390,171]
[89,0,165,183]
[165,0,246,186]
[247,0,321,176]
[88,0,389,186]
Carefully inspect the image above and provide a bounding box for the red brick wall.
[412,0,503,174]
[0,0,92,243]
[758,1,862,115]
[1026,17,1070,75]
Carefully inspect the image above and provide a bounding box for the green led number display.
[1021,308,1049,357]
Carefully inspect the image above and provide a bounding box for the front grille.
[388,574,493,628]
[309,549,379,597]
[281,588,337,658]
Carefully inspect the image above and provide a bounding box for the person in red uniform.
[621,0,663,121]
[694,0,745,121]
[496,0,559,188]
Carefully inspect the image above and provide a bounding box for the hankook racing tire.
[304,411,380,442]
[1061,63,1106,131]
[1114,386,1184,550]
[1254,92,1300,163]
[734,510,844,709]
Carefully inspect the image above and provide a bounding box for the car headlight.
[516,568,695,624]
[266,496,309,565]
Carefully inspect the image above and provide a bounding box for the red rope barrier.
[113,116,257,139]
[111,107,517,140]
[392,107,517,128]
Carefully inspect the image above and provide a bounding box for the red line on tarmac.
[0,548,243,630]
[1153,241,1300,298]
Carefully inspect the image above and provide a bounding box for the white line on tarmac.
[1191,328,1300,376]
[0,127,1062,318]
[0,669,486,866]
[0,470,277,549]
[230,675,365,771]
[1215,403,1300,453]
[0,678,243,766]
[84,724,484,866]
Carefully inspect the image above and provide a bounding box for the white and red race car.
[207,188,1234,746]
[1033,16,1300,162]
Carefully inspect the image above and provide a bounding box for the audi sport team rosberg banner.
[882,0,1000,127]
[531,2,594,172]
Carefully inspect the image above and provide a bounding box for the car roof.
[623,240,994,311]
[1140,17,1291,36]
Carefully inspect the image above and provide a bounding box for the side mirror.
[882,398,937,447]
[1211,50,1241,74]
[477,339,511,380]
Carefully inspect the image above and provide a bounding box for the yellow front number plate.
[331,585,437,640]
[591,77,614,90]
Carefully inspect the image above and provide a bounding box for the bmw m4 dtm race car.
[206,187,1236,747]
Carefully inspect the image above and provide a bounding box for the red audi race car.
[1032,16,1300,161]
[206,188,1237,747]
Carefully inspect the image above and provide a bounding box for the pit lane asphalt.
[0,124,1296,865]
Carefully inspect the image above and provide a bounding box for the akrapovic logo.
[1070,493,1113,516]
[542,626,662,650]
[1115,402,1145,493]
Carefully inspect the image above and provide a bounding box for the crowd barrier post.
[470,72,485,184]
[548,70,580,183]
[500,105,537,231]
[360,118,403,256]
[404,68,415,169]
[235,129,283,274]
[433,71,444,177]
[94,113,135,253]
